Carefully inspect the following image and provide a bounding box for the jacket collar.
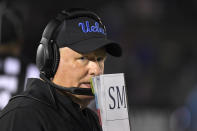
[24,78,58,108]
[21,78,94,130]
[24,78,81,110]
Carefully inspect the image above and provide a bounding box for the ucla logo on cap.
[78,21,106,35]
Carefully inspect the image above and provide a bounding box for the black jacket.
[0,78,102,131]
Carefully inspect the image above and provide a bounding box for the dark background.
[7,0,197,108]
[2,0,197,130]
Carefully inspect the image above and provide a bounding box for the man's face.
[53,47,106,102]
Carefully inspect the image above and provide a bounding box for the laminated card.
[91,73,131,131]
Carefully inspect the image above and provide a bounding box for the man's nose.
[88,61,102,76]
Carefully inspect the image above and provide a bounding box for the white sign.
[91,73,131,131]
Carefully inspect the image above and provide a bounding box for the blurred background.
[1,0,197,131]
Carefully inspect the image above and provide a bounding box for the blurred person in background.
[0,2,39,110]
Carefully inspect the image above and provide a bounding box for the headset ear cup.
[52,43,60,76]
[36,42,53,78]
[36,43,46,72]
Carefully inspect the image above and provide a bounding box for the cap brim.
[67,37,122,57]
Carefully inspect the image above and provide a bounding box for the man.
[0,9,122,131]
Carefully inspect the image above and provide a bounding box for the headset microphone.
[40,73,94,96]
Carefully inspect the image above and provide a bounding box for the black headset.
[36,9,104,96]
[36,9,103,79]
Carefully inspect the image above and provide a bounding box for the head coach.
[0,8,122,131]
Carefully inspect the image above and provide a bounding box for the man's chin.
[74,94,94,108]
[76,94,94,104]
